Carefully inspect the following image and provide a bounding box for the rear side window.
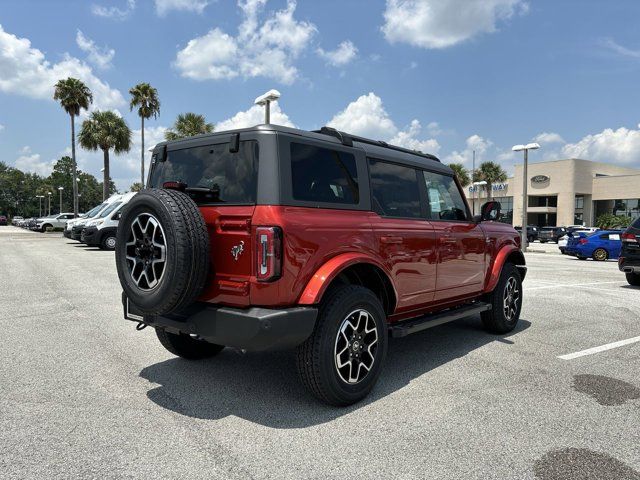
[422,171,469,221]
[633,217,640,228]
[149,141,258,205]
[368,159,421,218]
[290,143,359,204]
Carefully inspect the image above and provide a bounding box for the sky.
[2,0,640,191]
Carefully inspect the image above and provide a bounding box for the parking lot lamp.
[254,90,281,124]
[47,192,52,216]
[472,180,487,214]
[58,187,64,214]
[512,142,541,252]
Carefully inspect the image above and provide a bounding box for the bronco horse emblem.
[231,241,244,261]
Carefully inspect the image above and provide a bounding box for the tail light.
[579,238,588,244]
[256,227,282,282]
[622,232,638,243]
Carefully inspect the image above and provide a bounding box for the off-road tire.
[481,263,522,334]
[115,189,209,316]
[592,248,608,261]
[626,272,640,286]
[100,232,117,250]
[296,285,388,406]
[156,329,224,359]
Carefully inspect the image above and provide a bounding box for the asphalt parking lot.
[1,226,639,480]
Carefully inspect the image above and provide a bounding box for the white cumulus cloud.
[317,40,358,66]
[0,124,4,132]
[561,125,640,166]
[382,0,528,49]
[327,92,440,153]
[13,146,55,176]
[174,0,316,84]
[155,0,211,16]
[216,102,295,131]
[533,132,565,145]
[0,25,125,111]
[91,0,136,20]
[444,134,493,165]
[76,30,115,70]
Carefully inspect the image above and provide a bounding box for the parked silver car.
[35,213,75,232]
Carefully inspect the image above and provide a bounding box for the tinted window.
[100,202,122,218]
[633,217,640,228]
[149,141,258,204]
[368,159,421,218]
[290,143,359,204]
[423,171,469,221]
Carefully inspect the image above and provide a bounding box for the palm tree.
[53,78,93,217]
[164,113,214,141]
[129,83,160,188]
[78,111,132,200]
[473,161,507,200]
[448,163,471,187]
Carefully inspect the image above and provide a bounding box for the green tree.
[595,214,633,229]
[448,163,471,187]
[78,110,132,201]
[165,112,214,141]
[53,77,93,217]
[130,182,143,192]
[129,83,160,188]
[473,161,507,200]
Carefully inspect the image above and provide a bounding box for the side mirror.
[479,201,501,222]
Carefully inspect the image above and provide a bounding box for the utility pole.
[512,143,541,252]
[472,150,476,215]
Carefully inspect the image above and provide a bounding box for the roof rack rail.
[313,126,440,162]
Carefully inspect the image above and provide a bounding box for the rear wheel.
[156,329,224,359]
[626,272,640,286]
[481,263,522,334]
[296,285,388,406]
[593,248,608,261]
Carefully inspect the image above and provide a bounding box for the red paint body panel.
[197,204,523,319]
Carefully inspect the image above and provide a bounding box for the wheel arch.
[298,254,398,316]
[484,245,527,293]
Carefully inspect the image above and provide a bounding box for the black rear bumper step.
[390,302,491,338]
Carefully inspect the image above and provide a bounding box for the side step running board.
[390,303,492,338]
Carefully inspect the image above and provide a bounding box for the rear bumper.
[123,294,317,352]
[619,256,640,273]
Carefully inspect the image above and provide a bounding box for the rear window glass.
[369,159,421,218]
[149,141,258,204]
[633,217,640,228]
[290,143,359,204]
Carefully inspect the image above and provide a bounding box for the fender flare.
[484,245,526,293]
[298,253,397,306]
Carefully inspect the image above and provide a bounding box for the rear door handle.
[381,236,403,244]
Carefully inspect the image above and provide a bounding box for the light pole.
[36,195,44,217]
[100,168,105,200]
[472,180,487,214]
[512,142,541,252]
[47,192,52,216]
[254,90,281,124]
[58,186,64,214]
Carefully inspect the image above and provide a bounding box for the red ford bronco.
[116,125,526,406]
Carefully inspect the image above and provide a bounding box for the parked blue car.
[566,230,622,261]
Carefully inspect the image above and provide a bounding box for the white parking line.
[558,336,640,360]
[528,281,623,291]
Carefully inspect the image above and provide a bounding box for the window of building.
[290,143,359,204]
[422,171,469,221]
[594,198,640,221]
[369,159,421,218]
[575,196,584,209]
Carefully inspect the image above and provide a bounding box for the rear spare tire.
[115,189,210,316]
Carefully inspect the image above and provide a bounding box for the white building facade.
[465,159,640,227]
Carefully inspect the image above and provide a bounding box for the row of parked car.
[9,192,135,250]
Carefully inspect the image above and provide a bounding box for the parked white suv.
[36,213,75,232]
[81,192,136,250]
[68,195,122,241]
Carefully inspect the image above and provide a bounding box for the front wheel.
[626,272,640,286]
[100,233,117,250]
[296,285,388,406]
[156,329,224,360]
[481,263,522,334]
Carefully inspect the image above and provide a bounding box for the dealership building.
[465,158,640,227]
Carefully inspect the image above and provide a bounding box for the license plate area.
[124,296,145,322]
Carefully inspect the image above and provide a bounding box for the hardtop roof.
[155,124,452,175]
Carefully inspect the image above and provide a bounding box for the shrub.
[595,214,633,230]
